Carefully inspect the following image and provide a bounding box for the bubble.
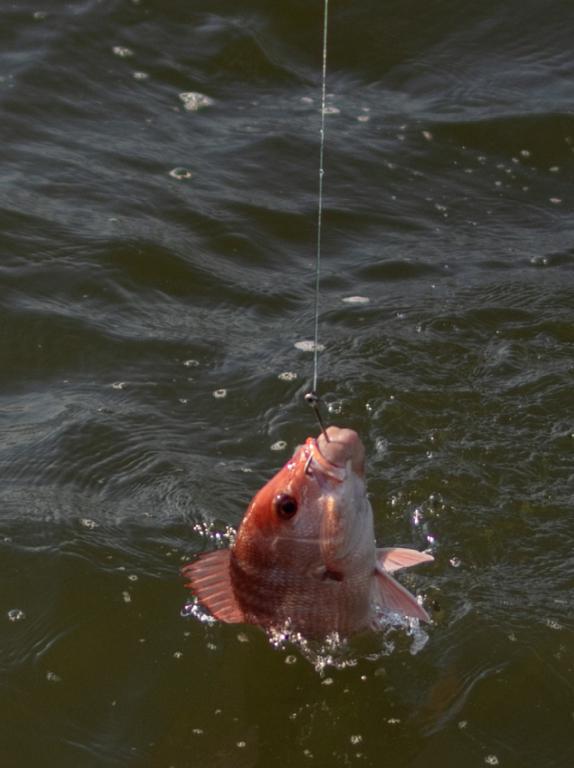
[357,115,370,123]
[327,400,344,415]
[128,574,138,582]
[484,756,499,766]
[183,359,199,367]
[236,741,247,749]
[323,106,340,115]
[179,92,214,111]
[111,381,126,390]
[213,389,227,399]
[33,11,47,20]
[520,149,531,158]
[375,437,388,455]
[7,608,26,622]
[122,591,132,604]
[285,655,297,665]
[422,130,433,141]
[80,518,98,530]
[458,720,468,729]
[321,677,334,686]
[294,340,325,352]
[133,71,149,81]
[545,618,563,631]
[350,735,363,745]
[169,167,192,180]
[173,651,183,659]
[549,197,562,204]
[387,718,401,725]
[271,441,287,451]
[342,295,370,304]
[237,633,249,643]
[192,728,204,735]
[278,371,298,381]
[112,46,134,58]
[449,557,462,568]
[46,671,62,683]
[301,96,313,104]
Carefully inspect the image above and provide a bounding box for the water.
[1,1,573,765]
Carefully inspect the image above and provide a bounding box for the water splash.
[265,612,429,673]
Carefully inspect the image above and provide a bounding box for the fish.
[182,425,434,638]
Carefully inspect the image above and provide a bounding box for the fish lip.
[307,439,347,482]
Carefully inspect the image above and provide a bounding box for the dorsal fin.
[182,549,245,624]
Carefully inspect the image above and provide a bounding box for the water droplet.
[169,167,192,180]
[213,389,227,399]
[458,720,468,729]
[237,633,249,643]
[133,71,149,81]
[321,677,334,686]
[7,608,26,622]
[179,92,214,111]
[111,381,126,390]
[323,106,340,115]
[342,295,370,304]
[357,115,370,122]
[549,197,562,204]
[183,359,199,367]
[271,441,287,451]
[236,741,247,749]
[422,130,433,141]
[33,11,48,20]
[294,340,325,352]
[80,518,98,530]
[112,46,134,58]
[278,371,298,381]
[192,728,204,735]
[122,591,132,604]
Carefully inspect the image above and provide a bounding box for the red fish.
[182,426,433,638]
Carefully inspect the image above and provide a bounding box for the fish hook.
[304,391,330,442]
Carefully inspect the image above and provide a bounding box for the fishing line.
[306,0,330,441]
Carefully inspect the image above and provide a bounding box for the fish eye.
[274,493,298,520]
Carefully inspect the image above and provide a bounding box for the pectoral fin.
[181,549,245,624]
[373,563,431,622]
[377,547,434,573]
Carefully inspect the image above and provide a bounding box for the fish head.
[234,426,374,579]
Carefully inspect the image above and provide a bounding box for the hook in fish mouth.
[306,439,348,482]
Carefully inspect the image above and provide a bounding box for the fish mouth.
[309,426,365,480]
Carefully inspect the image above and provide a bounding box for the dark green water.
[1,1,573,766]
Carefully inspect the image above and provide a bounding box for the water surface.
[1,1,573,766]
